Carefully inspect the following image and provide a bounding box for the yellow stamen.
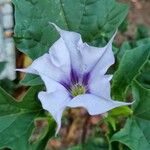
[71,84,86,97]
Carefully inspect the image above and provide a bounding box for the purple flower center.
[61,69,90,97]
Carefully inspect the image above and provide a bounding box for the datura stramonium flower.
[17,23,132,134]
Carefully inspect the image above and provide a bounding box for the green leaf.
[111,75,150,150]
[109,106,133,117]
[85,137,108,150]
[106,116,117,131]
[117,41,131,62]
[0,79,15,95]
[118,18,128,33]
[136,24,150,40]
[135,58,150,89]
[107,106,133,131]
[111,117,150,150]
[13,0,128,59]
[68,137,108,150]
[67,145,82,150]
[20,74,43,86]
[136,38,150,47]
[112,44,150,100]
[0,86,46,150]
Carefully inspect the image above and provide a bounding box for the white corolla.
[17,23,132,134]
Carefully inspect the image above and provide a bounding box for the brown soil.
[119,0,150,35]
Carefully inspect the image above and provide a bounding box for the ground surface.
[120,0,150,35]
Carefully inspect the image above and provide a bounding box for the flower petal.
[90,31,116,77]
[77,43,107,73]
[16,53,68,83]
[67,94,132,115]
[50,23,116,76]
[40,75,66,93]
[75,31,117,74]
[38,90,71,134]
[88,75,113,99]
[50,23,83,74]
[49,37,71,75]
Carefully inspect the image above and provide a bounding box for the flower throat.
[70,84,86,97]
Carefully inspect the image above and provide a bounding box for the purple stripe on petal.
[82,72,90,86]
[70,69,79,84]
[60,81,71,91]
[86,88,90,94]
